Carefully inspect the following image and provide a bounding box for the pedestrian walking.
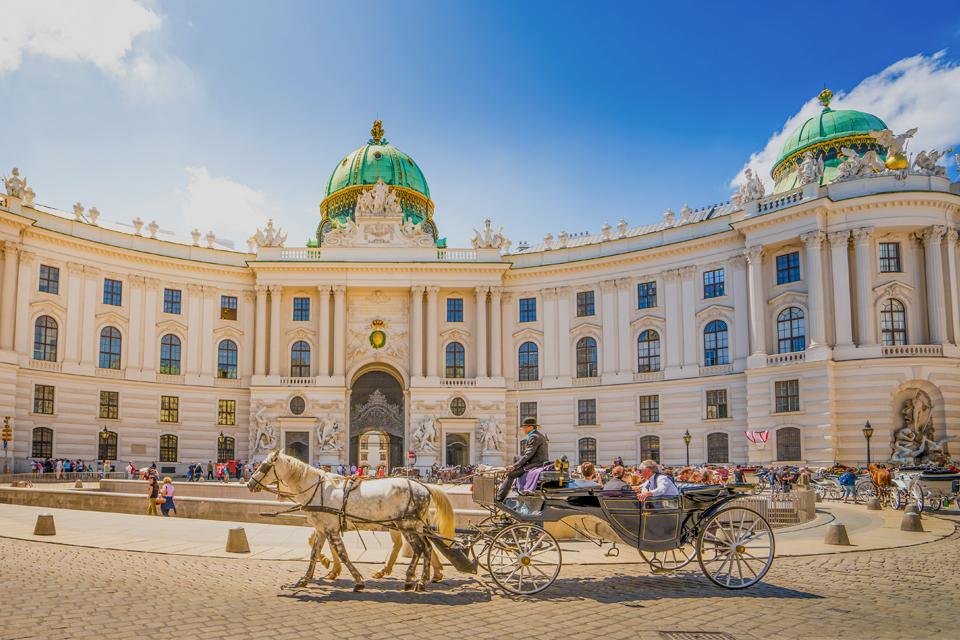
[160,477,177,517]
[206,460,214,481]
[147,476,161,516]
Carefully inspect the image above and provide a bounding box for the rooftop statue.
[870,127,917,171]
[731,168,765,206]
[471,218,511,251]
[356,178,403,216]
[251,219,288,248]
[911,149,947,177]
[3,167,26,197]
[796,151,824,186]
[834,147,886,182]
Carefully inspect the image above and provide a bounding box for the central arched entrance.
[349,370,404,471]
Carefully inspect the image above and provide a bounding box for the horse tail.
[425,484,455,546]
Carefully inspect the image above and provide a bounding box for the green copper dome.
[324,121,430,199]
[771,88,889,193]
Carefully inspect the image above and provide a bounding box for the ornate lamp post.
[1,416,12,474]
[682,430,692,466]
[862,421,874,467]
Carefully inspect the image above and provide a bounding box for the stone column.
[185,284,203,377]
[425,286,439,377]
[13,251,34,356]
[555,287,571,378]
[200,288,217,377]
[332,285,347,377]
[141,278,159,375]
[600,280,618,375]
[268,284,282,376]
[663,269,683,374]
[851,227,876,347]
[79,266,100,370]
[921,225,948,344]
[746,246,767,356]
[241,290,256,379]
[729,255,749,366]
[254,285,268,376]
[63,262,85,366]
[0,242,19,351]
[489,286,503,377]
[317,285,331,377]
[542,288,558,378]
[828,231,854,348]
[616,278,632,375]
[127,276,144,372]
[409,286,424,378]
[947,229,960,345]
[800,231,828,348]
[474,286,488,378]
[679,266,698,369]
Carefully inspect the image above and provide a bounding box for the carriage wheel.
[639,544,697,572]
[911,485,925,512]
[855,482,875,501]
[487,523,561,595]
[927,496,943,512]
[892,488,905,510]
[696,507,774,589]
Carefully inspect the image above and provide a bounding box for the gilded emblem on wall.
[369,319,387,349]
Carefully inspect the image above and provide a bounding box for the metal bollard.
[900,512,924,532]
[225,526,250,553]
[33,513,56,536]
[823,522,850,545]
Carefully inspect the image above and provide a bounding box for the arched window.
[98,326,122,369]
[707,432,729,464]
[32,426,53,458]
[703,320,729,366]
[578,437,597,465]
[518,342,539,381]
[33,315,58,362]
[98,430,118,461]
[576,336,598,378]
[880,299,907,346]
[640,435,660,463]
[290,340,311,377]
[776,427,801,461]
[636,329,661,372]
[776,307,806,353]
[445,342,465,378]
[217,339,238,379]
[217,435,236,463]
[159,434,178,463]
[159,334,181,375]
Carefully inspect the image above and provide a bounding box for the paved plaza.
[2,506,958,640]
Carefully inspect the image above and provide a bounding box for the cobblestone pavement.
[2,523,959,640]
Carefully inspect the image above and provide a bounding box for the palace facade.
[2,93,959,473]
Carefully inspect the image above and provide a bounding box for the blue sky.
[2,1,959,249]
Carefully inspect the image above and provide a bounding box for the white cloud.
[178,167,274,246]
[733,51,960,189]
[0,0,161,75]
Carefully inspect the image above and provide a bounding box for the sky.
[1,0,959,250]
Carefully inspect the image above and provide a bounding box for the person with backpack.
[838,468,858,503]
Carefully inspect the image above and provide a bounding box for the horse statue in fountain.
[247,450,455,592]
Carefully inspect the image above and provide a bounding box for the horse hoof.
[431,574,443,583]
[352,583,364,592]
[415,583,426,592]
[403,583,414,591]
[372,570,386,579]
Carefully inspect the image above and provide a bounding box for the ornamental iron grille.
[776,426,802,461]
[349,371,405,470]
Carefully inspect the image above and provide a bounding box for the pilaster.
[920,225,948,345]
[425,286,439,378]
[268,284,282,377]
[489,286,503,378]
[828,231,854,351]
[474,286,488,378]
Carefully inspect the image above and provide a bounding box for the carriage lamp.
[682,430,692,466]
[862,421,874,466]
[218,431,226,445]
[99,426,110,440]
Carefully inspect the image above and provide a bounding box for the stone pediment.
[284,327,315,341]
[873,279,914,301]
[630,313,666,330]
[440,327,471,342]
[214,325,245,341]
[156,319,188,334]
[695,303,734,320]
[766,290,807,307]
[95,309,129,328]
[29,298,67,317]
[569,321,601,339]
[512,327,543,342]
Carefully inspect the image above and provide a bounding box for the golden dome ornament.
[369,319,387,349]
[885,152,909,171]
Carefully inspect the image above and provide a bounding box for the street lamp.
[862,421,874,467]
[1,416,12,474]
[682,430,692,466]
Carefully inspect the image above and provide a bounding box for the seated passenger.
[580,461,602,485]
[602,465,630,492]
[635,460,680,501]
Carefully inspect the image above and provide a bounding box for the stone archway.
[349,370,404,470]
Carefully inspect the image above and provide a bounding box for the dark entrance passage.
[349,370,404,471]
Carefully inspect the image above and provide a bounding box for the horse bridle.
[249,457,326,507]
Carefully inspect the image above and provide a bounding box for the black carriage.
[439,470,775,595]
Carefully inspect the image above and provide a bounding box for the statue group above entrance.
[323,178,435,248]
[891,390,950,464]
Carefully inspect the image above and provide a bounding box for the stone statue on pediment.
[797,151,824,186]
[251,219,287,248]
[732,168,765,206]
[471,218,511,251]
[911,149,947,177]
[834,148,885,182]
[3,167,26,197]
[356,178,403,216]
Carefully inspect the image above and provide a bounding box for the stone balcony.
[256,245,502,263]
[280,376,316,386]
[699,363,734,377]
[95,367,124,379]
[881,344,944,357]
[440,378,477,387]
[767,351,806,366]
[515,380,542,390]
[633,371,665,382]
[28,358,61,372]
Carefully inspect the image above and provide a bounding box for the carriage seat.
[919,472,960,481]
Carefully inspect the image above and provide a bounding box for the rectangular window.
[33,384,55,415]
[706,389,728,419]
[160,395,179,423]
[32,427,53,459]
[776,251,801,285]
[577,398,597,426]
[775,380,800,413]
[102,278,123,306]
[703,268,725,299]
[159,435,178,463]
[446,298,463,322]
[637,281,657,309]
[99,391,119,420]
[879,242,901,273]
[638,395,659,423]
[218,399,236,426]
[576,290,595,317]
[519,401,537,424]
[163,288,182,314]
[39,265,60,294]
[519,297,537,322]
[293,297,310,321]
[220,295,238,320]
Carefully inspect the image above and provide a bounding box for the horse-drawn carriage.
[442,469,776,595]
[891,467,960,511]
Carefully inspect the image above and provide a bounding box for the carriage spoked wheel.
[892,488,905,510]
[486,523,562,595]
[696,507,774,589]
[639,544,697,572]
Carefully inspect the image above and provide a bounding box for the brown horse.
[869,463,893,488]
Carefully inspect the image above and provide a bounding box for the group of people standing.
[146,475,176,517]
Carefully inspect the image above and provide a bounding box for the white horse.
[247,450,454,592]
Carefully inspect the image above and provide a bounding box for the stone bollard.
[815,492,823,503]
[900,512,924,532]
[865,497,881,511]
[33,513,56,536]
[823,522,850,545]
[74,480,84,489]
[225,526,250,553]
[905,504,920,516]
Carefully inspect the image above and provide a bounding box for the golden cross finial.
[370,119,384,144]
[818,87,833,109]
